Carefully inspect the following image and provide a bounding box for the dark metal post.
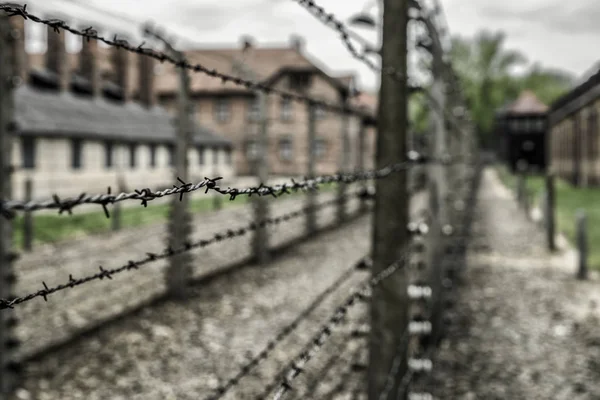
[368,0,409,398]
[576,209,588,280]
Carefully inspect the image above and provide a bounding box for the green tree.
[450,30,528,148]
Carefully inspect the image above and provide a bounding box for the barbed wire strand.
[0,154,462,218]
[291,0,384,75]
[291,0,470,140]
[0,4,365,115]
[203,259,362,400]
[0,192,358,310]
[268,252,410,400]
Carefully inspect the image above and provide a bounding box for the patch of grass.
[12,180,343,249]
[496,164,600,269]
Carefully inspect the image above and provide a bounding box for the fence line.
[0,155,458,217]
[0,190,365,310]
[0,0,483,398]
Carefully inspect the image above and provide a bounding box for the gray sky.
[22,0,600,92]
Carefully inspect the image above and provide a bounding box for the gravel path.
[428,168,600,400]
[12,192,425,400]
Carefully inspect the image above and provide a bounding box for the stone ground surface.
[10,190,424,400]
[11,166,600,400]
[427,168,600,400]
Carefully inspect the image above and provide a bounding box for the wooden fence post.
[367,0,409,398]
[0,14,19,398]
[576,209,588,280]
[22,178,32,251]
[546,172,556,251]
[306,101,317,235]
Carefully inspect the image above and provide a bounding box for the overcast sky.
[21,0,600,92]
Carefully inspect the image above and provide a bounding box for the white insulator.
[408,285,432,299]
[408,358,433,372]
[409,321,432,335]
[409,393,434,400]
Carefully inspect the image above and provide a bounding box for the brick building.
[154,35,376,176]
[549,64,600,186]
[10,17,233,200]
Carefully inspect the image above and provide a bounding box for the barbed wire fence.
[0,0,483,399]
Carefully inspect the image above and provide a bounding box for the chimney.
[111,43,131,102]
[46,15,69,92]
[79,29,100,98]
[290,34,304,52]
[240,35,254,51]
[8,8,28,85]
[138,53,155,108]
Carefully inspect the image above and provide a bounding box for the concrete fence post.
[337,109,350,224]
[546,172,556,251]
[306,101,317,235]
[367,0,410,398]
[252,91,270,265]
[22,178,32,251]
[576,209,588,280]
[0,14,19,398]
[111,175,124,232]
[165,48,193,299]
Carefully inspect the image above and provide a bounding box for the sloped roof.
[14,85,231,147]
[351,91,378,115]
[155,42,353,96]
[502,90,548,115]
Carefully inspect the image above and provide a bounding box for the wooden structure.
[549,65,600,186]
[495,90,549,172]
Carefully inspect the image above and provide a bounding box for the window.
[71,139,82,169]
[213,148,219,165]
[104,142,113,168]
[214,98,230,123]
[510,119,519,132]
[129,144,136,168]
[281,97,292,121]
[225,148,232,165]
[247,97,260,121]
[21,137,35,169]
[289,72,311,92]
[279,138,293,161]
[246,140,258,161]
[315,104,326,120]
[149,144,157,167]
[314,139,327,159]
[198,146,204,165]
